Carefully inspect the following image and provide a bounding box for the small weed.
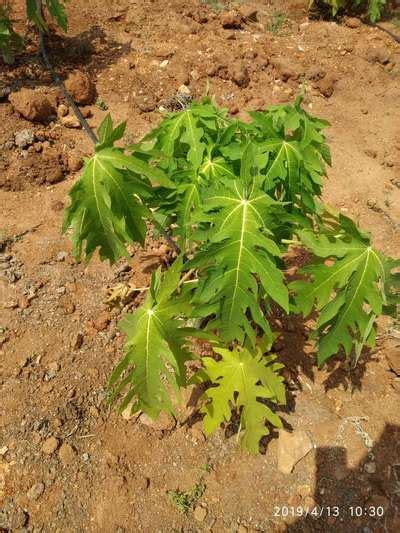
[96,97,108,111]
[202,0,223,12]
[167,482,206,514]
[267,12,287,34]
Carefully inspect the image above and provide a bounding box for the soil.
[1,1,400,532]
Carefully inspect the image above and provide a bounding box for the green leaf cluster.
[309,0,386,22]
[63,98,399,453]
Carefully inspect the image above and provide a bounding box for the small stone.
[364,461,376,474]
[277,429,314,474]
[59,443,76,464]
[67,153,84,173]
[27,482,45,500]
[230,64,250,87]
[345,17,361,28]
[193,505,207,522]
[65,71,96,105]
[42,436,59,455]
[0,445,8,456]
[237,526,248,533]
[318,75,336,97]
[14,129,35,149]
[367,198,378,209]
[386,346,400,375]
[220,10,242,28]
[134,475,150,490]
[82,452,90,462]
[178,84,191,95]
[57,251,68,262]
[159,59,169,68]
[271,58,299,81]
[72,333,84,350]
[57,104,69,118]
[93,310,111,331]
[61,115,82,129]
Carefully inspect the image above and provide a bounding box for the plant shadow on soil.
[0,25,131,90]
[285,423,400,532]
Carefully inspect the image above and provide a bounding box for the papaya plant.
[63,97,399,453]
[309,0,387,21]
[0,0,67,63]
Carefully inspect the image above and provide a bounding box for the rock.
[248,97,265,110]
[60,115,82,129]
[277,429,313,474]
[42,149,64,184]
[345,17,361,28]
[59,443,76,464]
[366,46,390,65]
[93,310,111,331]
[67,153,83,173]
[237,526,248,533]
[134,475,150,490]
[139,412,176,431]
[238,5,258,21]
[0,446,8,456]
[57,104,69,118]
[271,58,299,81]
[72,332,84,350]
[178,84,191,96]
[220,10,242,28]
[65,71,95,105]
[9,88,56,123]
[27,482,45,501]
[136,95,157,112]
[42,436,59,455]
[318,74,336,97]
[14,129,35,149]
[364,461,376,474]
[230,64,250,87]
[193,505,207,522]
[386,347,400,375]
[57,251,68,262]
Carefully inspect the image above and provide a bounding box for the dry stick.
[35,0,181,255]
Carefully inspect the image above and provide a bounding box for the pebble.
[277,429,314,474]
[61,116,82,129]
[27,482,45,500]
[14,129,35,149]
[59,443,76,464]
[178,84,191,96]
[82,452,90,462]
[57,251,68,262]
[93,310,111,331]
[193,505,207,522]
[42,437,59,454]
[364,461,376,474]
[57,104,69,118]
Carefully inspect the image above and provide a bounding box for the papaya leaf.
[189,176,289,346]
[291,225,400,365]
[193,346,285,454]
[108,257,195,419]
[63,147,153,263]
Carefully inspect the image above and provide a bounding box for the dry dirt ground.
[1,1,400,531]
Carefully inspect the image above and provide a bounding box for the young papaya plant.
[63,96,399,453]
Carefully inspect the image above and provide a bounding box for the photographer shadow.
[285,423,400,532]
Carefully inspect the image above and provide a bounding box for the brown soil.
[1,1,400,532]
